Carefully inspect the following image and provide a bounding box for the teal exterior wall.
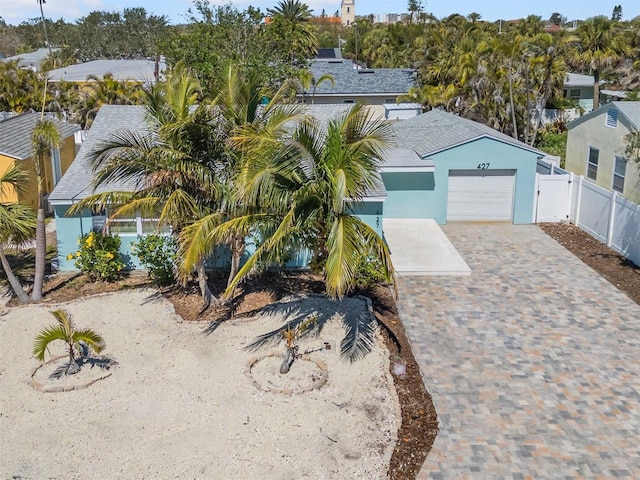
[381,137,538,224]
[55,205,143,271]
[349,200,384,237]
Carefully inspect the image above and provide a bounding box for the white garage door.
[447,169,516,222]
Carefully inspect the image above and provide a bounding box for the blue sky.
[3,0,639,25]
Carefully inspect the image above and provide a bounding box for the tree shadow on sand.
[241,294,378,363]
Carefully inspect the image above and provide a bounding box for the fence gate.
[534,173,573,223]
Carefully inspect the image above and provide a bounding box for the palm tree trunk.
[0,245,31,303]
[226,235,245,291]
[38,0,53,57]
[508,61,518,140]
[31,205,46,301]
[593,69,600,111]
[197,261,217,310]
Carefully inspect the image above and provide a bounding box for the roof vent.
[357,69,375,74]
[328,60,343,64]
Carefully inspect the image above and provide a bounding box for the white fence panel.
[534,173,572,222]
[610,196,640,266]
[576,180,613,243]
[537,170,640,267]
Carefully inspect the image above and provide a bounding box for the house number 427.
[477,163,490,170]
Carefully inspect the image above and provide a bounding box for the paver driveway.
[396,224,640,479]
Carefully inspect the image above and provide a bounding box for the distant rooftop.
[0,112,79,161]
[46,59,165,84]
[565,73,595,88]
[314,48,343,60]
[1,48,59,71]
[309,59,415,96]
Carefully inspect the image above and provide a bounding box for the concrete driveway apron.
[396,224,640,479]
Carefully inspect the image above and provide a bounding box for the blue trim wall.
[381,138,538,224]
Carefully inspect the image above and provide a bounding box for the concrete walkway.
[383,219,470,276]
[396,224,640,479]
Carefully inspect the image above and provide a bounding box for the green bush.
[354,253,388,291]
[67,231,125,282]
[132,235,177,286]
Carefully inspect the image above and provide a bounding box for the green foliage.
[32,309,105,372]
[535,122,568,165]
[354,254,388,291]
[132,235,177,286]
[68,231,125,282]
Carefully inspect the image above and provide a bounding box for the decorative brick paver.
[397,224,640,479]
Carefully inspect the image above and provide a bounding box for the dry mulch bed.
[7,270,437,480]
[539,223,640,306]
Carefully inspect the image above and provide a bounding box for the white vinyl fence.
[535,162,640,267]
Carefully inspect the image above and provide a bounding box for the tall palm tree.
[69,65,224,309]
[31,117,61,301]
[572,16,629,109]
[267,0,318,66]
[0,165,37,304]
[177,63,303,294]
[189,104,395,300]
[37,0,53,56]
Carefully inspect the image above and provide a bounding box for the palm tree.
[37,0,53,56]
[177,63,303,295]
[31,117,61,301]
[69,65,224,309]
[267,0,312,21]
[0,165,37,304]
[193,103,395,300]
[33,309,104,374]
[572,16,629,109]
[297,71,335,103]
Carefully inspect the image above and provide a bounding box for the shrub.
[67,231,125,282]
[354,253,388,291]
[132,235,177,286]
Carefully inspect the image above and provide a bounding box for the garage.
[447,169,516,222]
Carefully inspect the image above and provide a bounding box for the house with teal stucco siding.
[385,109,544,224]
[49,104,544,272]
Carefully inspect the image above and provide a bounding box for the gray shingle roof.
[567,101,640,131]
[565,73,595,88]
[391,109,543,157]
[1,48,59,71]
[49,105,147,202]
[613,101,640,130]
[309,59,415,95]
[46,59,163,83]
[0,112,80,160]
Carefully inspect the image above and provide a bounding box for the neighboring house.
[0,112,79,209]
[303,56,416,118]
[1,48,59,71]
[563,73,596,112]
[46,59,164,85]
[50,104,545,271]
[385,109,543,224]
[565,101,640,205]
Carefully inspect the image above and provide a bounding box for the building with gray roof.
[46,59,164,84]
[566,101,640,204]
[1,48,59,71]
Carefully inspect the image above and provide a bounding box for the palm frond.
[32,325,68,361]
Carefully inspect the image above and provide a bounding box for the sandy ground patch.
[0,289,397,480]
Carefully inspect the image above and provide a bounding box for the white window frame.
[587,146,599,181]
[107,214,170,237]
[605,109,618,128]
[612,155,626,193]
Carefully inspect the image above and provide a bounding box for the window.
[385,98,396,104]
[342,99,355,104]
[50,147,62,185]
[107,215,171,236]
[613,156,626,193]
[347,6,350,12]
[606,109,618,128]
[587,147,599,180]
[564,88,580,100]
